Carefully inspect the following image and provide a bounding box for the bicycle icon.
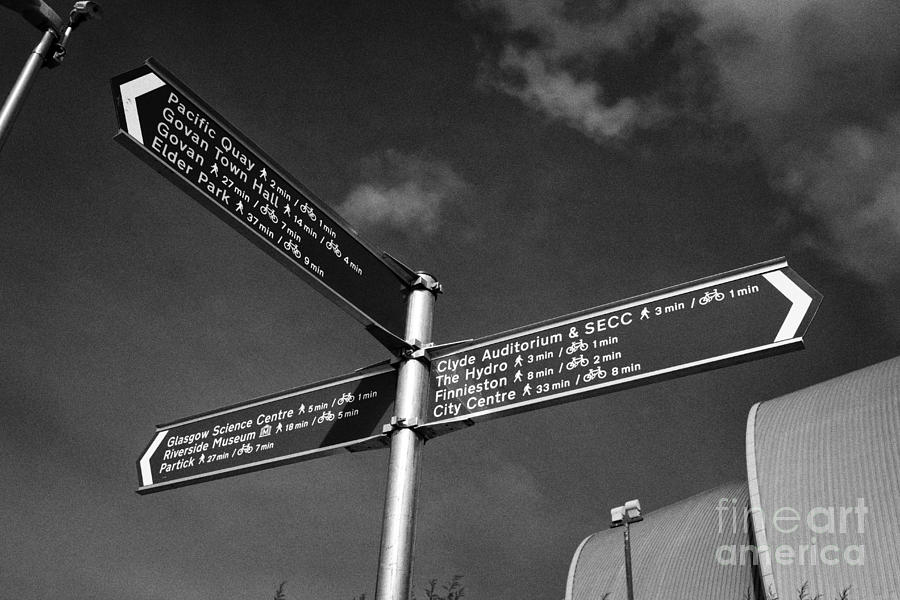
[325,239,342,258]
[566,355,589,370]
[583,367,607,382]
[235,443,253,456]
[299,202,317,222]
[315,410,336,425]
[283,240,302,259]
[698,288,725,305]
[260,204,279,223]
[566,339,588,355]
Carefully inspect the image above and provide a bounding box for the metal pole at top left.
[0,1,102,153]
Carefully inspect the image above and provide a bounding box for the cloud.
[470,0,900,286]
[496,46,657,138]
[474,0,682,140]
[698,0,900,285]
[338,150,469,235]
[472,0,686,55]
[774,120,900,285]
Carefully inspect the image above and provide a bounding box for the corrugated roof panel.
[567,481,756,600]
[752,356,900,600]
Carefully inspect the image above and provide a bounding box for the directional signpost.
[137,367,397,494]
[117,59,822,600]
[421,259,820,435]
[111,59,414,351]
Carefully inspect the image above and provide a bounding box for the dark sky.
[2,1,899,599]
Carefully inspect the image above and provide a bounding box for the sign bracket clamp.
[396,337,475,363]
[383,252,445,296]
[381,415,424,437]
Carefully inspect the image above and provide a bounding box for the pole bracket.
[410,273,443,294]
[45,40,65,68]
[397,343,430,363]
[381,254,443,295]
[395,338,475,363]
[381,416,421,435]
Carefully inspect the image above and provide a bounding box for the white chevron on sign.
[118,72,164,144]
[139,430,168,486]
[764,270,814,342]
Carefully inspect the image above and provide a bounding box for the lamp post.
[610,499,643,600]
[0,0,102,153]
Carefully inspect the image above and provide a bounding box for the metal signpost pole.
[1,1,101,153]
[375,273,439,600]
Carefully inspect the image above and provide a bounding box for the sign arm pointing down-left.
[135,367,398,494]
[137,430,167,488]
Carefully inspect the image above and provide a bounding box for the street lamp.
[611,499,643,600]
[0,0,102,153]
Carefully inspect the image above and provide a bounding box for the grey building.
[567,356,900,600]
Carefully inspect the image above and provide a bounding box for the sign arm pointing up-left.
[111,59,414,352]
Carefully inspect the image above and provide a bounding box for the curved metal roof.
[566,480,756,600]
[749,356,900,600]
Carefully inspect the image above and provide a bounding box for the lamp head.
[610,505,625,528]
[624,499,643,522]
[69,0,101,27]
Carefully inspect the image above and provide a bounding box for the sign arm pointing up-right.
[421,258,821,436]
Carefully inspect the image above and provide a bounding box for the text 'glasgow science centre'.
[138,370,397,492]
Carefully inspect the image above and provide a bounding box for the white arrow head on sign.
[764,270,813,342]
[139,430,168,486]
[119,72,165,144]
